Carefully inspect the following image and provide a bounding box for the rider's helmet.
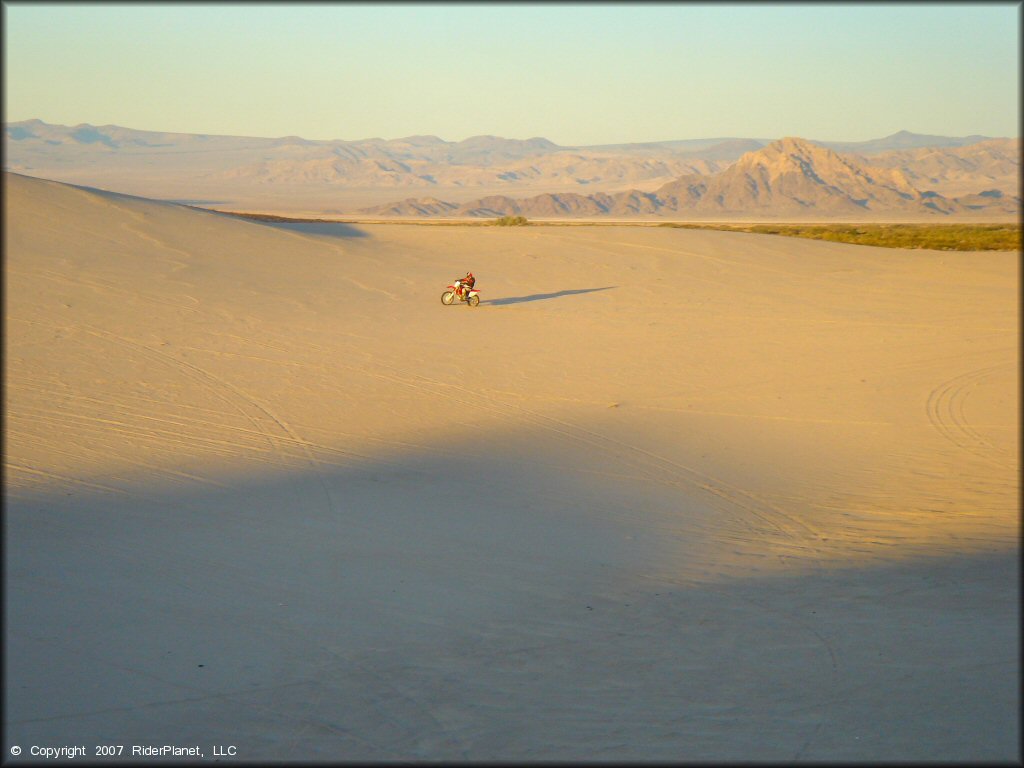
[466,271,473,278]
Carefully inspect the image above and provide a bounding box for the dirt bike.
[441,281,480,307]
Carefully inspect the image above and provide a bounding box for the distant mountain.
[446,135,560,164]
[4,120,1014,217]
[363,137,1019,218]
[4,118,276,149]
[678,138,767,162]
[577,137,773,154]
[391,134,448,147]
[816,129,999,155]
[853,138,1020,198]
[3,120,745,197]
[364,196,460,216]
[656,137,960,215]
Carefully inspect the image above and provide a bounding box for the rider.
[455,271,476,299]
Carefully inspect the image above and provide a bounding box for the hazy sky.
[3,2,1020,144]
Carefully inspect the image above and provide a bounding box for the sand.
[4,171,1019,761]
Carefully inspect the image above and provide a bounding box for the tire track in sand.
[248,325,824,551]
[78,325,338,515]
[925,361,1015,469]
[356,358,822,549]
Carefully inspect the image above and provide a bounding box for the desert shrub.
[493,215,529,226]
[659,222,1020,251]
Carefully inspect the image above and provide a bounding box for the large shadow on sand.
[196,208,371,239]
[245,220,371,239]
[487,286,616,306]
[5,425,1018,762]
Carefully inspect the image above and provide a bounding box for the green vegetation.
[492,215,529,226]
[658,222,1021,251]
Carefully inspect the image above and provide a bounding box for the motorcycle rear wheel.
[468,294,480,307]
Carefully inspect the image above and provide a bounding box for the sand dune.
[4,171,1019,761]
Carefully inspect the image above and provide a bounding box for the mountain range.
[362,136,1020,219]
[4,120,1019,218]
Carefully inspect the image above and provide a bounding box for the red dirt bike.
[441,280,481,307]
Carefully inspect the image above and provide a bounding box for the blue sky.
[3,2,1020,144]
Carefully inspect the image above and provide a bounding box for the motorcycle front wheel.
[441,291,455,305]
